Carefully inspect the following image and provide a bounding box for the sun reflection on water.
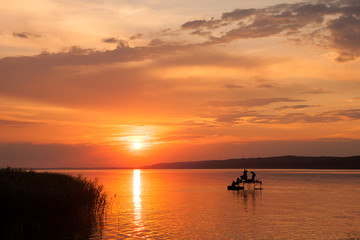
[133,169,144,234]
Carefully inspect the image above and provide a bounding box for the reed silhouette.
[0,167,107,239]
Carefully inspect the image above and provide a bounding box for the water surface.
[56,169,360,239]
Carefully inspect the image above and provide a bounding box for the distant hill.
[142,156,360,169]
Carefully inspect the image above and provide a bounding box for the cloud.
[102,37,119,43]
[209,98,304,107]
[152,135,204,143]
[0,45,172,110]
[275,105,320,110]
[326,109,360,120]
[0,40,192,69]
[13,32,41,39]
[189,30,212,37]
[0,38,281,114]
[210,108,360,125]
[249,108,360,124]
[181,19,221,30]
[302,88,335,94]
[221,8,257,21]
[327,15,360,62]
[148,39,166,46]
[179,1,360,61]
[0,119,41,127]
[224,84,243,89]
[129,33,143,40]
[257,83,276,88]
[214,111,257,124]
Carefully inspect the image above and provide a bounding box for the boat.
[227,185,244,190]
[227,170,263,190]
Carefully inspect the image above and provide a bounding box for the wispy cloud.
[0,119,42,127]
[209,108,360,125]
[224,84,243,89]
[302,88,335,94]
[13,32,41,39]
[102,37,119,43]
[208,98,304,107]
[275,105,320,110]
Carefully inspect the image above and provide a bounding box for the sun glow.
[132,139,143,150]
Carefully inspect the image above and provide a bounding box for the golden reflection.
[133,169,144,233]
[133,169,141,207]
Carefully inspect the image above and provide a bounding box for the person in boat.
[241,169,248,181]
[236,177,240,184]
[251,171,256,181]
[231,181,236,187]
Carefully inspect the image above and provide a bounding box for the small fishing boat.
[227,185,244,190]
[227,169,263,190]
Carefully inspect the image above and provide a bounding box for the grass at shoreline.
[0,167,107,239]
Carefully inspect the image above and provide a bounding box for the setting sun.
[132,140,143,150]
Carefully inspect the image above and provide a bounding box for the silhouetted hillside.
[142,156,360,169]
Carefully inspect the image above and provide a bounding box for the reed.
[0,167,107,239]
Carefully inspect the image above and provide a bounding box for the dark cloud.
[117,40,129,48]
[257,83,275,88]
[13,32,41,39]
[302,88,335,94]
[0,43,185,68]
[251,108,360,124]
[209,98,304,107]
[215,114,240,124]
[152,135,204,143]
[189,30,212,37]
[214,111,258,124]
[324,109,360,120]
[129,33,143,40]
[102,37,119,43]
[221,8,257,21]
[327,15,360,62]
[275,105,319,110]
[181,19,221,30]
[211,108,360,125]
[0,119,41,127]
[103,38,133,45]
[148,39,166,46]
[274,113,341,124]
[179,1,360,61]
[224,84,243,89]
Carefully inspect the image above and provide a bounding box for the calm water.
[55,169,360,239]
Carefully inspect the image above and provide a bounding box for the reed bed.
[0,167,107,239]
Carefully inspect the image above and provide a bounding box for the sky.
[1,0,360,168]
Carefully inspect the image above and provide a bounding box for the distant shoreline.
[11,155,360,170]
[141,155,360,169]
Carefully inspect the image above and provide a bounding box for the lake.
[51,169,360,239]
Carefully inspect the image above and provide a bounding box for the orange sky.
[1,0,360,168]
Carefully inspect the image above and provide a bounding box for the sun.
[132,139,143,150]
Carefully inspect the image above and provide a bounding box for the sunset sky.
[1,0,360,168]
